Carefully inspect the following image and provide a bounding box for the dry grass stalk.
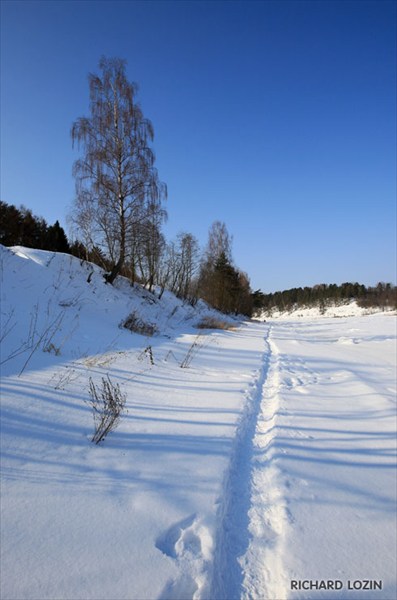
[88,376,126,444]
[196,316,235,330]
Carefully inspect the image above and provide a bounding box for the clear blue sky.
[1,0,396,293]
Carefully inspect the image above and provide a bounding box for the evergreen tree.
[0,201,23,246]
[46,220,70,253]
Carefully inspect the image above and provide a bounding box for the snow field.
[248,316,397,600]
[1,246,396,600]
[1,326,267,600]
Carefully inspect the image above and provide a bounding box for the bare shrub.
[122,311,158,336]
[180,334,204,368]
[195,316,235,330]
[87,376,126,444]
[138,345,154,365]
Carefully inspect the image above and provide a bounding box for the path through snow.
[210,325,272,600]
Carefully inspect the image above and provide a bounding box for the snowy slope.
[1,245,396,600]
[0,245,234,377]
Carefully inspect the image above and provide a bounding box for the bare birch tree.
[157,232,200,301]
[176,232,200,301]
[71,57,167,284]
[204,220,233,265]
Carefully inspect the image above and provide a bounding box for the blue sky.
[1,0,396,293]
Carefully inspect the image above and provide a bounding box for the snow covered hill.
[1,245,396,600]
[257,301,396,321]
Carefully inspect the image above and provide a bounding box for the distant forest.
[252,281,397,314]
[1,200,395,316]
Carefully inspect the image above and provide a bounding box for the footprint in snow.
[155,514,197,559]
[156,514,212,600]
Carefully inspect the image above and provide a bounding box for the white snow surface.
[1,245,396,600]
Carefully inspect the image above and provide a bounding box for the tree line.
[3,56,393,319]
[2,196,394,316]
[0,201,70,253]
[253,281,397,314]
[1,197,253,316]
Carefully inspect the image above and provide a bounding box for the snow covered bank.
[0,245,237,378]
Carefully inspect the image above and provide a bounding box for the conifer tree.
[46,220,70,253]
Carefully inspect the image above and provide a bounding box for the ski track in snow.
[239,333,291,600]
[210,324,290,600]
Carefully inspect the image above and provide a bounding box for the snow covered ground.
[1,246,396,600]
[238,315,397,600]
